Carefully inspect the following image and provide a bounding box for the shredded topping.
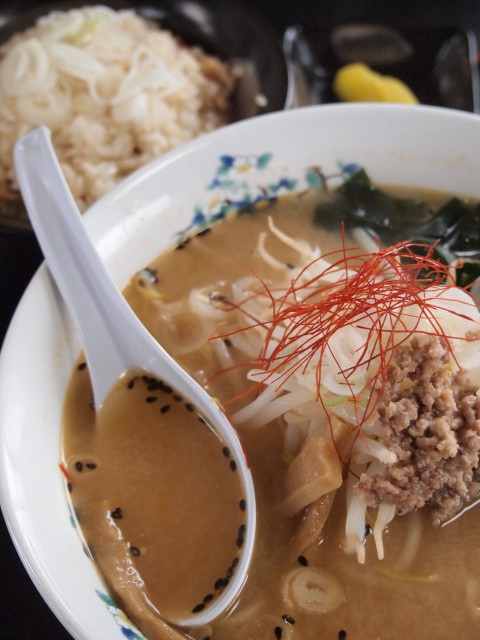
[217,222,480,562]
[0,6,233,209]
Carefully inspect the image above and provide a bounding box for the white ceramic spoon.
[14,126,256,628]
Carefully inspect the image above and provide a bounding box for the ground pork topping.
[354,334,480,525]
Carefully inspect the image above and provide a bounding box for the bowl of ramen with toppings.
[2,103,480,640]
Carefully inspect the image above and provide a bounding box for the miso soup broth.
[63,186,480,640]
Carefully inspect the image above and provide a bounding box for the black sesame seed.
[130,546,140,557]
[163,384,173,394]
[173,394,182,401]
[231,557,239,568]
[127,378,136,389]
[192,603,205,613]
[298,555,308,566]
[222,447,231,458]
[75,461,84,472]
[274,626,283,639]
[282,615,295,625]
[239,499,246,511]
[160,405,171,414]
[111,508,123,519]
[365,523,372,536]
[197,228,211,237]
[239,524,246,536]
[226,567,233,578]
[176,239,190,250]
[224,338,233,347]
[230,460,237,472]
[236,535,244,548]
[203,593,214,603]
[85,462,97,470]
[338,631,347,640]
[145,396,157,403]
[286,262,295,269]
[214,577,229,590]
[77,362,87,371]
[147,383,159,391]
[185,403,195,412]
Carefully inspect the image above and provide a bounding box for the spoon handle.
[15,127,194,409]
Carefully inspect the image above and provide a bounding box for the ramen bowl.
[2,103,480,639]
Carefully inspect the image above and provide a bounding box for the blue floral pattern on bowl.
[96,590,147,640]
[176,153,361,245]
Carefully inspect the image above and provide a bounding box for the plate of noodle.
[0,0,289,228]
[2,104,480,640]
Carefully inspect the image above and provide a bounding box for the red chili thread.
[59,461,74,484]
[216,238,480,461]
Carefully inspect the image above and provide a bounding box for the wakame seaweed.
[314,168,480,287]
[313,169,431,245]
[412,198,480,258]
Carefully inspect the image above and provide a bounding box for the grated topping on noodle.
[215,222,480,562]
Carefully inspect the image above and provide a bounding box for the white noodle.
[352,436,397,465]
[345,492,367,564]
[267,215,319,262]
[247,388,315,429]
[189,288,229,321]
[396,510,422,570]
[228,332,263,359]
[373,502,396,560]
[232,383,280,424]
[351,226,381,254]
[345,463,368,564]
[211,339,245,397]
[284,420,309,454]
[256,232,288,270]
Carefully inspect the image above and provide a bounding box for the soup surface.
[63,187,480,640]
[64,368,246,624]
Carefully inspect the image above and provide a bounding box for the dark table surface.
[2,0,480,638]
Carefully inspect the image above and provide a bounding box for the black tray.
[285,23,480,113]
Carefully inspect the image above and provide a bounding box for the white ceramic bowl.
[2,103,480,639]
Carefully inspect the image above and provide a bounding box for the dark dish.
[0,0,290,231]
[0,0,289,116]
[284,23,480,113]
